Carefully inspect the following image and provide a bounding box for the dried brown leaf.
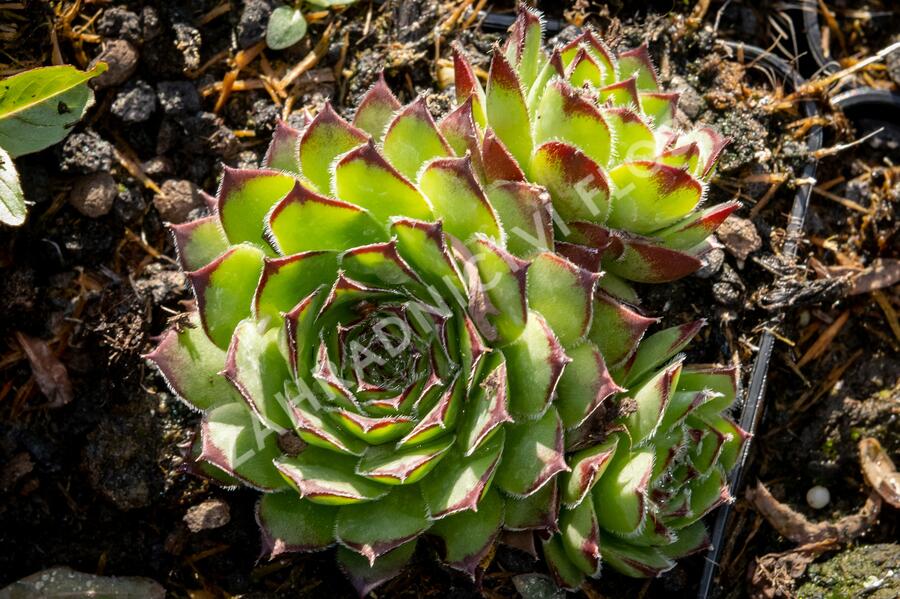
[849,258,900,295]
[746,481,881,544]
[15,331,73,408]
[859,437,900,508]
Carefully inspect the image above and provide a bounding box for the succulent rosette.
[449,8,738,290]
[145,8,748,593]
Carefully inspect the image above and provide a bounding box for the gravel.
[154,179,203,223]
[69,173,118,218]
[172,22,202,72]
[716,214,763,263]
[111,80,156,123]
[96,7,142,44]
[156,81,201,115]
[237,0,274,49]
[60,130,114,174]
[89,39,139,89]
[183,499,231,533]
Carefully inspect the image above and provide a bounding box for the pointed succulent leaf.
[438,96,482,163]
[504,479,559,531]
[258,491,337,557]
[390,218,465,296]
[224,319,294,431]
[593,446,654,536]
[658,521,710,560]
[145,311,241,411]
[382,97,452,180]
[604,108,656,162]
[527,252,599,347]
[463,236,530,346]
[655,201,740,250]
[264,121,303,173]
[481,128,525,183]
[352,73,402,142]
[599,533,675,578]
[421,430,504,518]
[678,364,740,415]
[419,155,502,244]
[190,244,265,349]
[275,446,389,505]
[534,80,612,168]
[452,43,487,126]
[598,76,640,108]
[562,436,619,507]
[587,291,656,367]
[620,360,683,446]
[286,398,368,456]
[657,142,701,172]
[663,466,729,529]
[486,181,552,259]
[623,320,704,386]
[339,240,422,290]
[430,488,503,576]
[639,92,679,127]
[170,216,229,271]
[495,407,569,497]
[567,47,604,88]
[299,103,367,193]
[201,402,287,490]
[526,47,564,115]
[269,184,386,256]
[606,162,703,235]
[559,496,602,575]
[616,45,660,91]
[217,169,295,253]
[531,142,611,223]
[502,310,570,420]
[337,542,416,597]
[604,233,704,283]
[543,535,585,590]
[335,485,430,564]
[485,50,533,172]
[334,140,433,224]
[356,436,454,485]
[678,126,729,178]
[505,6,544,90]
[255,251,339,324]
[556,342,621,430]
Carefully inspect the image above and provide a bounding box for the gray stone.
[89,39,139,88]
[184,499,231,533]
[111,80,156,123]
[153,179,202,223]
[97,7,142,44]
[69,173,117,218]
[60,130,113,174]
[716,214,762,263]
[156,81,201,115]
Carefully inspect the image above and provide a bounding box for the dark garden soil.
[1,1,898,598]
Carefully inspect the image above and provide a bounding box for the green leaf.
[200,402,287,491]
[351,73,401,142]
[620,361,682,446]
[605,162,703,235]
[258,491,337,556]
[504,480,558,531]
[299,102,367,193]
[604,108,655,162]
[502,310,569,420]
[255,251,339,324]
[599,533,675,578]
[355,436,454,485]
[531,142,611,223]
[617,45,660,91]
[390,218,465,297]
[275,446,390,505]
[558,498,601,575]
[623,320,703,386]
[494,407,568,497]
[170,216,230,271]
[333,140,433,225]
[190,244,265,349]
[465,236,530,346]
[145,311,241,411]
[266,6,307,51]
[267,182,386,253]
[223,320,294,431]
[263,121,302,173]
[592,446,653,536]
[533,81,612,169]
[527,253,598,347]
[336,543,416,597]
[418,155,501,245]
[0,63,106,157]
[452,43,487,127]
[456,357,511,456]
[486,181,552,259]
[0,146,25,226]
[485,51,532,174]
[429,488,503,576]
[586,291,656,367]
[421,430,504,518]
[542,535,585,590]
[217,168,295,253]
[335,485,430,563]
[561,436,618,507]
[555,341,620,430]
[382,97,452,181]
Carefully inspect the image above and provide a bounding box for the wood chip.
[859,437,900,508]
[15,332,73,408]
[849,258,900,295]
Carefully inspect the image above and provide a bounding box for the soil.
[1,1,898,598]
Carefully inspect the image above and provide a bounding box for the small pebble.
[89,39,139,88]
[154,179,202,223]
[156,81,201,115]
[184,498,230,533]
[716,214,762,263]
[60,130,114,174]
[111,80,156,123]
[237,0,274,49]
[69,173,117,218]
[172,22,201,72]
[806,485,831,509]
[96,7,142,44]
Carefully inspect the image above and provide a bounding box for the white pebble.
[806,485,830,509]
